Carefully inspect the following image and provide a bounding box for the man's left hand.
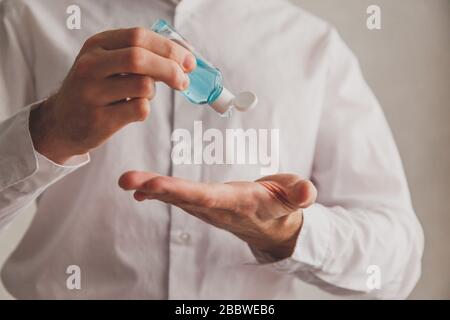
[119,171,317,260]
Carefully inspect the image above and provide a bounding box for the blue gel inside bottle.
[151,19,230,116]
[183,56,224,105]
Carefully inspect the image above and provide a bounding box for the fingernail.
[181,75,190,90]
[183,54,196,71]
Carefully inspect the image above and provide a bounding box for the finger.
[118,171,161,190]
[137,175,235,210]
[94,74,156,105]
[106,98,151,127]
[132,190,235,227]
[98,47,189,90]
[85,28,196,72]
[290,180,317,208]
[257,179,317,211]
[133,190,235,231]
[134,191,149,202]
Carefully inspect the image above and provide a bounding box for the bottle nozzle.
[209,88,257,115]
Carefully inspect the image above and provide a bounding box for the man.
[0,0,423,299]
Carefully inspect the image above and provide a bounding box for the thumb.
[288,180,317,208]
[118,170,160,190]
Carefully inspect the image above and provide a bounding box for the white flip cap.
[233,91,258,112]
[209,88,258,114]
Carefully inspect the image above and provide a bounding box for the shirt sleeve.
[0,2,89,231]
[252,28,424,299]
[0,103,90,230]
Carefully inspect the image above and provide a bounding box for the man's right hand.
[29,27,196,164]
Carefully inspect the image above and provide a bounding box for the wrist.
[253,211,303,261]
[29,97,74,164]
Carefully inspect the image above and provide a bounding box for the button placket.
[167,9,206,300]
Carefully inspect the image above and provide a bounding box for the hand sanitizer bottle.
[151,19,257,117]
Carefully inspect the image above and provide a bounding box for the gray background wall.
[0,0,449,299]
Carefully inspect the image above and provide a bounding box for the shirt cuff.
[0,102,89,192]
[249,203,332,273]
[34,149,90,183]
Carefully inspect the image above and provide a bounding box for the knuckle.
[126,48,145,71]
[146,176,167,193]
[128,27,146,46]
[164,40,178,60]
[73,54,94,78]
[136,77,153,96]
[134,99,150,121]
[201,195,216,209]
[168,61,184,88]
[82,35,99,50]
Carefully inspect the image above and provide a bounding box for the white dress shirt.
[0,0,424,299]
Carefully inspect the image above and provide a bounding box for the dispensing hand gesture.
[30,27,196,164]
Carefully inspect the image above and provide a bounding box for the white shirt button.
[177,231,191,244]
